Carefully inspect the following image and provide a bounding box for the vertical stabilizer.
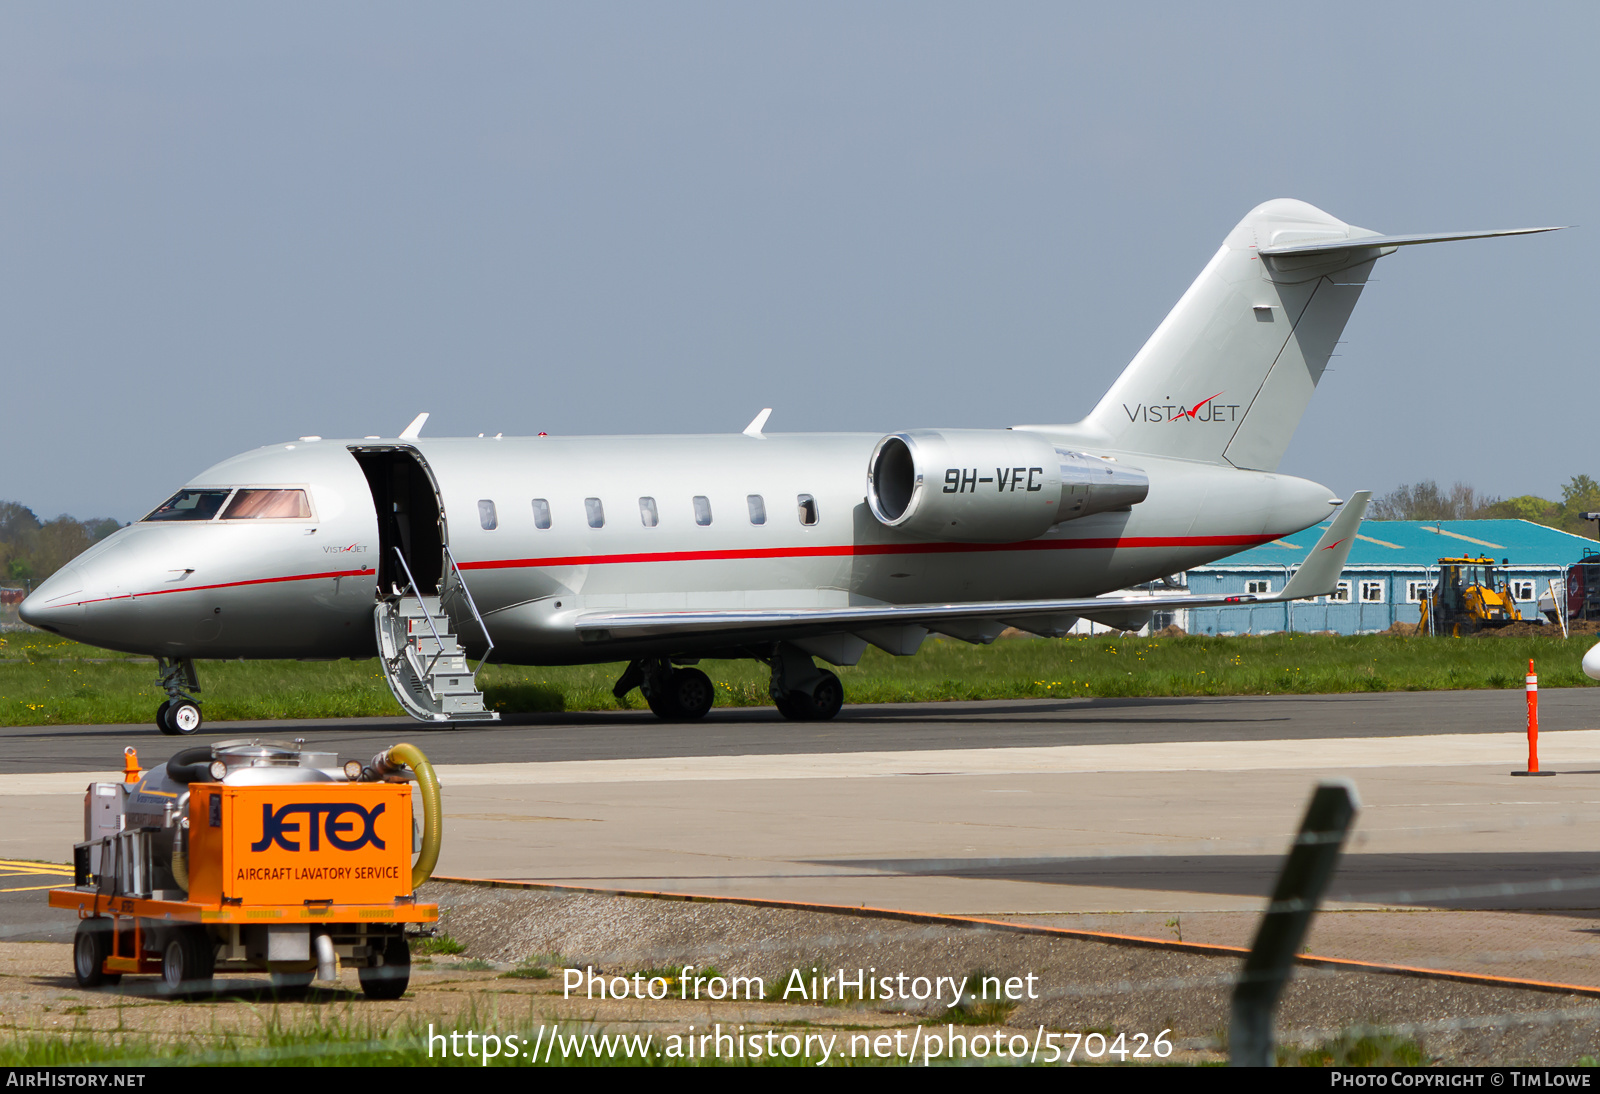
[1061,200,1386,470]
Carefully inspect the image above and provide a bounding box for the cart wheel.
[73,919,121,988]
[161,926,214,993]
[358,932,410,1000]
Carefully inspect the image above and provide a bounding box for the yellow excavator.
[1417,556,1523,635]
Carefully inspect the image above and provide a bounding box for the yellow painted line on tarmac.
[0,861,72,873]
[0,884,69,893]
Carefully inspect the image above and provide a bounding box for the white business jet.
[21,200,1558,734]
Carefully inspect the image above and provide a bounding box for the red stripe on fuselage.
[455,534,1281,572]
[57,567,376,609]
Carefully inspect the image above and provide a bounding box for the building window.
[797,494,818,526]
[693,496,712,526]
[1247,579,1271,594]
[747,495,766,525]
[477,500,498,530]
[1360,580,1385,604]
[1329,581,1352,603]
[585,498,605,529]
[639,497,659,527]
[1511,579,1536,601]
[1406,580,1435,604]
[531,499,552,530]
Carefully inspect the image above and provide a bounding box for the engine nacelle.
[866,430,1149,543]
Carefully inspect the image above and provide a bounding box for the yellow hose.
[385,743,442,891]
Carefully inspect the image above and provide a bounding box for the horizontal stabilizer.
[1259,227,1563,257]
[1274,491,1370,602]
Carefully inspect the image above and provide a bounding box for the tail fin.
[1043,200,1559,471]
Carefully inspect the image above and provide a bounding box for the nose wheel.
[154,657,204,735]
[158,699,203,736]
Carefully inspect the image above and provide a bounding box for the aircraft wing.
[574,493,1370,645]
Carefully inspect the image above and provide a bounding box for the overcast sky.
[2,4,1592,521]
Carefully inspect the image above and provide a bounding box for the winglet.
[399,412,429,440]
[743,408,772,438]
[1276,491,1371,602]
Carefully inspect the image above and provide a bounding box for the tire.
[161,927,214,993]
[807,671,844,721]
[668,668,714,720]
[155,700,175,735]
[774,691,809,720]
[165,700,203,736]
[644,689,678,719]
[773,671,844,721]
[359,932,411,1000]
[73,919,120,988]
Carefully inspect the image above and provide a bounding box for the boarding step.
[374,594,498,724]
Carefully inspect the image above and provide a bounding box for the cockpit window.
[143,489,233,522]
[221,489,313,520]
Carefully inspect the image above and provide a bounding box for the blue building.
[1184,519,1597,635]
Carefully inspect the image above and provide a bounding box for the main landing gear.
[767,643,843,721]
[613,659,715,721]
[611,644,845,722]
[155,657,204,736]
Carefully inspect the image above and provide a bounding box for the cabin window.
[797,494,818,526]
[1360,580,1386,603]
[531,499,552,529]
[143,489,233,522]
[1246,579,1271,594]
[1511,579,1536,601]
[1406,580,1434,603]
[221,488,313,520]
[640,497,659,527]
[477,500,498,530]
[693,496,712,526]
[747,495,766,525]
[1329,580,1352,603]
[585,497,605,528]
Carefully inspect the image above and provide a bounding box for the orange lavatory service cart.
[48,738,442,998]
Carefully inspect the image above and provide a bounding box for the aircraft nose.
[17,565,87,633]
[1583,641,1600,682]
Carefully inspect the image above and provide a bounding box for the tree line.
[1370,476,1600,537]
[0,502,122,589]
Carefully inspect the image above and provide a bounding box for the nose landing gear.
[155,658,204,736]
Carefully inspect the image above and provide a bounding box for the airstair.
[374,547,499,723]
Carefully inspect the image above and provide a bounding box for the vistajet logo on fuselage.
[1123,393,1242,424]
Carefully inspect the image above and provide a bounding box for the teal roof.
[1194,519,1600,571]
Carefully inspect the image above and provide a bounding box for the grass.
[410,934,466,956]
[2,628,1595,727]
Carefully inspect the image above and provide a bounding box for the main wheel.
[807,671,844,721]
[359,932,411,1000]
[667,668,714,720]
[155,700,174,735]
[774,691,810,720]
[163,700,203,736]
[73,919,120,988]
[161,926,214,993]
[773,671,844,721]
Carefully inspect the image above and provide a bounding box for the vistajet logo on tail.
[1124,394,1242,424]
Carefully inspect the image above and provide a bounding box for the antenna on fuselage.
[399,412,430,440]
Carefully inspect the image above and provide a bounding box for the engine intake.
[867,430,1148,543]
